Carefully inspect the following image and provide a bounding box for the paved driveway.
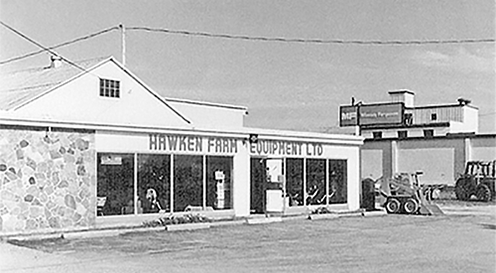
[1,204,495,273]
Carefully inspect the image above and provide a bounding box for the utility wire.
[1,23,494,66]
[0,20,98,76]
[479,112,496,117]
[0,25,118,65]
[127,26,495,45]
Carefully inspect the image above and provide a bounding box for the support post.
[119,23,126,66]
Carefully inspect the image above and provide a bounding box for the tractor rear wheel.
[455,177,476,201]
[385,198,401,214]
[403,198,419,214]
[476,184,492,202]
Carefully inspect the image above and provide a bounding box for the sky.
[1,0,495,133]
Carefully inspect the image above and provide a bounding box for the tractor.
[363,172,443,215]
[455,160,495,202]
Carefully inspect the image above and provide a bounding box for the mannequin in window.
[143,188,162,213]
[306,184,319,205]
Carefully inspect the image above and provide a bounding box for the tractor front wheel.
[385,198,401,214]
[476,184,492,202]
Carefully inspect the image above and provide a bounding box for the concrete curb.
[308,213,340,220]
[3,219,250,242]
[2,209,390,242]
[211,219,246,227]
[165,222,211,231]
[308,209,387,220]
[246,216,283,225]
[363,209,388,217]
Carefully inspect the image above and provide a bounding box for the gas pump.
[214,170,225,209]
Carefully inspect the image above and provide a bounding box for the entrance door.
[250,158,266,214]
[250,158,285,214]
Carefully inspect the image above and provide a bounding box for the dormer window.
[100,78,120,98]
[431,113,437,121]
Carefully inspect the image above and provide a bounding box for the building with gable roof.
[0,56,363,235]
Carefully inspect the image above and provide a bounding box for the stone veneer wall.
[0,127,96,234]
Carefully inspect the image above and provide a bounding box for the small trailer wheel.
[385,198,401,214]
[403,198,419,214]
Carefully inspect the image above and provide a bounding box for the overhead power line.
[1,23,494,66]
[0,25,118,65]
[127,26,495,45]
[0,20,97,76]
[479,111,496,117]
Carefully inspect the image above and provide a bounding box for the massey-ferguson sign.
[340,105,359,126]
[340,103,403,126]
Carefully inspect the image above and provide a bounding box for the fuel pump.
[214,170,225,209]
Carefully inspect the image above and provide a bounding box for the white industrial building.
[340,90,495,186]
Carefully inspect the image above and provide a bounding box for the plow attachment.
[418,193,444,216]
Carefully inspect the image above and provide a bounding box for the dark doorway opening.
[250,157,266,214]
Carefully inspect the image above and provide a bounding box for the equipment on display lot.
[455,160,496,202]
[363,172,444,216]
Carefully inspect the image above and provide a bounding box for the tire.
[455,177,476,201]
[385,198,401,214]
[403,198,419,214]
[476,184,492,202]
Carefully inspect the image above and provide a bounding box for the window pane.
[286,158,304,206]
[97,153,135,216]
[173,155,203,211]
[306,159,326,205]
[329,160,347,204]
[206,156,232,210]
[138,154,171,213]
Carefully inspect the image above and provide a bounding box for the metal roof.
[0,57,108,110]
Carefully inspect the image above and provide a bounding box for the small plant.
[142,214,210,227]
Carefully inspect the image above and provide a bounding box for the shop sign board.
[340,105,358,126]
[149,134,238,154]
[359,103,403,125]
[339,103,403,126]
[249,140,323,157]
[142,134,325,157]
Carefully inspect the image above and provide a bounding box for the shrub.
[142,214,210,227]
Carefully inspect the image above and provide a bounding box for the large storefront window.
[138,154,171,213]
[206,156,232,210]
[97,154,134,216]
[173,155,203,212]
[329,159,347,204]
[306,159,326,205]
[286,158,303,206]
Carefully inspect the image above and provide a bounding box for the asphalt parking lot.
[1,202,495,273]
